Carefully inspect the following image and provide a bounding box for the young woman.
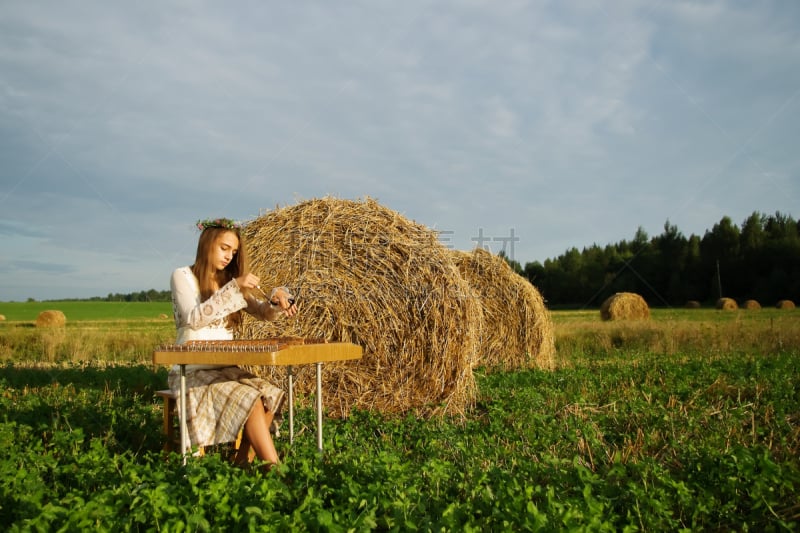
[168,217,297,468]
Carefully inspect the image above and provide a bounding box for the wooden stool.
[156,389,241,456]
[155,389,182,453]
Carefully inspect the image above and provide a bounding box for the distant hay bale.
[451,248,555,371]
[600,292,650,321]
[36,310,66,327]
[685,300,701,309]
[743,299,761,310]
[158,313,169,319]
[776,300,796,310]
[239,197,481,418]
[716,297,738,311]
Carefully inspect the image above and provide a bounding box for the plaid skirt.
[167,366,285,448]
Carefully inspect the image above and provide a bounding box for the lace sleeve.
[171,267,248,331]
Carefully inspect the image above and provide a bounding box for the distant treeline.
[38,211,798,308]
[518,211,800,308]
[33,290,171,303]
[93,289,171,303]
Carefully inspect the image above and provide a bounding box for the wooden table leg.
[179,364,188,464]
[287,365,295,444]
[316,362,323,453]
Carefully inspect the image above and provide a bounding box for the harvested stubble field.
[1,305,799,530]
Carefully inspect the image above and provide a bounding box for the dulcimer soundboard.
[153,338,363,366]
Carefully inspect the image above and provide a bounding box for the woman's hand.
[235,273,261,291]
[269,286,298,317]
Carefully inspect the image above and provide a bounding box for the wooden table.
[153,339,363,460]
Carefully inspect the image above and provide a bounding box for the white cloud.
[0,0,797,301]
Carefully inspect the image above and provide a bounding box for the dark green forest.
[46,211,798,309]
[519,211,800,308]
[99,289,172,303]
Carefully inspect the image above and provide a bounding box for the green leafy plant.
[1,310,799,530]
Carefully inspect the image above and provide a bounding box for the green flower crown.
[196,218,242,231]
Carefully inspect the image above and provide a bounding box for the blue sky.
[1,1,798,301]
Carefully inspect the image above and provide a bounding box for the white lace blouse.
[170,266,278,371]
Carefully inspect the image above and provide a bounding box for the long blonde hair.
[191,227,250,328]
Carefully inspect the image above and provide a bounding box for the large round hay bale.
[451,248,555,371]
[36,310,66,327]
[600,292,650,321]
[716,297,738,311]
[776,300,796,310]
[0,314,5,321]
[684,300,701,309]
[240,197,481,417]
[742,299,761,310]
